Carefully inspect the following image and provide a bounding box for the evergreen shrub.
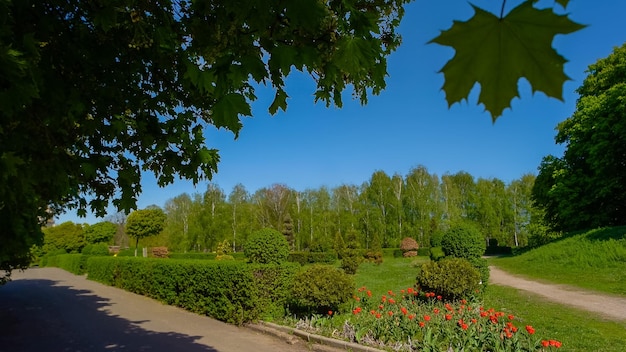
[416,257,481,300]
[287,251,338,265]
[290,264,355,315]
[82,243,110,256]
[429,246,445,261]
[418,247,430,257]
[244,228,290,264]
[441,223,486,260]
[469,257,490,290]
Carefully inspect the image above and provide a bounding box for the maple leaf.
[430,1,585,120]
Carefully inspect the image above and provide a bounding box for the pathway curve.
[0,268,322,352]
[489,266,626,321]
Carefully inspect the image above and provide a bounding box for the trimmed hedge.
[44,254,87,275]
[85,257,297,324]
[168,252,246,260]
[287,251,338,265]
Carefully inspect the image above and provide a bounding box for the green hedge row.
[85,257,298,324]
[42,254,88,275]
[167,252,247,260]
[287,251,338,265]
[381,248,431,258]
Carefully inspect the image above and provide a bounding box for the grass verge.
[489,226,626,296]
[484,284,626,352]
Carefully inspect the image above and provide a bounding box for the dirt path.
[0,268,322,352]
[489,266,626,321]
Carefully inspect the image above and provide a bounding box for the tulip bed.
[293,286,562,351]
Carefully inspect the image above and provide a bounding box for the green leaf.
[211,93,251,135]
[555,0,570,8]
[268,89,288,115]
[335,37,377,73]
[430,1,585,120]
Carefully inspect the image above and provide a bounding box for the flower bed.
[291,286,562,351]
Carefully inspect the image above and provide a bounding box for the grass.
[355,256,428,298]
[348,252,626,351]
[484,285,626,352]
[490,226,626,295]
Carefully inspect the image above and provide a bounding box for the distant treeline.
[149,166,540,252]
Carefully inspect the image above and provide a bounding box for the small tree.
[125,208,166,257]
[341,229,362,274]
[282,213,295,250]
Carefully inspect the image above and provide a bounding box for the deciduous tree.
[0,0,585,279]
[125,208,166,256]
[84,221,116,244]
[534,43,626,231]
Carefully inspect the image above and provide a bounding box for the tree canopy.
[126,208,166,255]
[533,43,626,232]
[0,0,585,279]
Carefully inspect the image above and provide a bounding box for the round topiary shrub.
[400,237,419,257]
[441,223,486,260]
[290,264,355,315]
[416,257,481,300]
[244,228,290,264]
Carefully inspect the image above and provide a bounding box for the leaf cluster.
[244,228,290,264]
[1,0,409,274]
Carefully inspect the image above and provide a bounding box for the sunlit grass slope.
[490,226,626,295]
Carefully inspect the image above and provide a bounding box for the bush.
[82,243,111,256]
[341,254,362,274]
[381,248,402,258]
[341,230,362,274]
[400,237,419,252]
[287,251,338,265]
[290,265,355,315]
[150,247,169,258]
[469,257,490,290]
[429,246,445,261]
[244,228,290,264]
[417,247,430,257]
[441,223,486,260]
[250,263,299,320]
[430,231,445,247]
[363,250,383,264]
[416,257,481,300]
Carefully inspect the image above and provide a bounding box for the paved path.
[0,268,316,352]
[490,266,626,321]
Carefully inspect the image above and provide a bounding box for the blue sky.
[58,0,626,224]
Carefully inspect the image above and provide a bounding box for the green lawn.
[354,256,427,298]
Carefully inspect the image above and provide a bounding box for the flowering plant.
[296,286,562,351]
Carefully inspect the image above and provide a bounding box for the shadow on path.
[0,278,216,352]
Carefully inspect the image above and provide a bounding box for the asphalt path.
[0,268,315,352]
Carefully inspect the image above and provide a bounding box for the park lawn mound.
[490,226,626,296]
